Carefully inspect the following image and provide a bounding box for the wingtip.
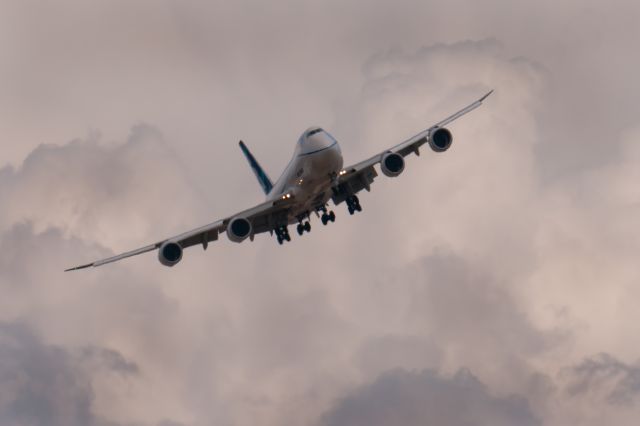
[64,263,93,272]
[479,90,494,102]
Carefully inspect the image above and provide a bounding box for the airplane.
[66,90,492,271]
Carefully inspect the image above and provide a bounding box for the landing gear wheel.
[346,196,361,215]
[275,225,291,244]
[353,196,362,211]
[317,205,335,225]
[304,221,311,232]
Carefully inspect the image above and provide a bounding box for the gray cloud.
[355,334,442,377]
[0,321,138,426]
[79,347,139,376]
[565,353,640,405]
[321,368,540,426]
[343,249,559,396]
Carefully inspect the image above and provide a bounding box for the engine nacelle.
[428,127,453,152]
[227,217,252,243]
[380,152,405,177]
[158,241,183,267]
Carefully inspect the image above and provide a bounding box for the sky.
[1,0,640,425]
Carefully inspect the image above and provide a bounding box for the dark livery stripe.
[239,141,274,195]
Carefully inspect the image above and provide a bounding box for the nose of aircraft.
[299,127,336,155]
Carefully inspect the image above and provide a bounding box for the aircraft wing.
[65,196,295,271]
[332,90,492,203]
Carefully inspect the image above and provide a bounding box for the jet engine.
[158,241,183,267]
[227,217,252,243]
[428,127,453,152]
[380,152,405,177]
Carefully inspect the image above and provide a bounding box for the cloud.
[0,321,137,426]
[565,353,640,405]
[0,320,186,426]
[341,248,559,396]
[79,347,139,376]
[355,334,442,377]
[0,37,573,425]
[1,1,640,425]
[0,124,206,250]
[321,368,540,426]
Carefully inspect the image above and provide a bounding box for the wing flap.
[65,197,296,270]
[333,90,492,200]
[340,91,492,178]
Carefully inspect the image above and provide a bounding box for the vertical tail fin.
[239,141,273,195]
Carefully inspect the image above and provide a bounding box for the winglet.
[479,89,494,102]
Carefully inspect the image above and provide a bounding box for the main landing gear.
[295,212,312,236]
[319,206,336,226]
[346,195,362,215]
[297,221,311,236]
[274,205,338,244]
[275,225,291,245]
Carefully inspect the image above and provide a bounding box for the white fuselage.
[267,128,343,222]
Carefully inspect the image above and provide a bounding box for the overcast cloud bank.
[1,0,640,425]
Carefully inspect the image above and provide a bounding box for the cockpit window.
[306,128,323,137]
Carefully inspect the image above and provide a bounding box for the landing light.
[281,193,292,200]
[339,170,347,176]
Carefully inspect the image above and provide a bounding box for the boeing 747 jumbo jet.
[66,91,492,270]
